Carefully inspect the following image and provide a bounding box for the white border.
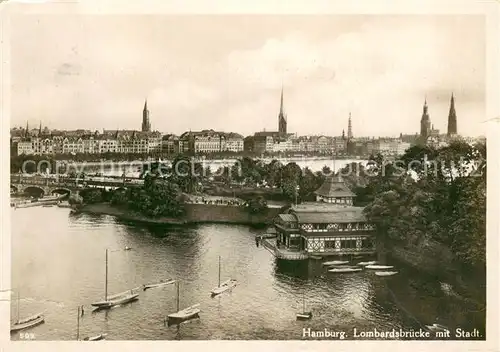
[1,0,499,351]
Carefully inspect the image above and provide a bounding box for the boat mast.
[76,306,80,341]
[218,256,221,287]
[105,249,108,301]
[16,290,20,323]
[176,280,180,312]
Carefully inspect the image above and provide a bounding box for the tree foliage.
[361,140,486,267]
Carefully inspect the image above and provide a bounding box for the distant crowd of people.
[188,196,245,207]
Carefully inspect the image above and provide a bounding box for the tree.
[246,196,268,214]
[80,189,103,204]
[68,193,83,205]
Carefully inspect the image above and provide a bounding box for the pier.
[261,238,309,261]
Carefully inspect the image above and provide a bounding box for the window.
[324,240,336,249]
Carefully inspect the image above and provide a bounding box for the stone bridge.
[10,174,141,196]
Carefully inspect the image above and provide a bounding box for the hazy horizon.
[10,14,486,137]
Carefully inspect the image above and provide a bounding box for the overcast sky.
[10,14,485,137]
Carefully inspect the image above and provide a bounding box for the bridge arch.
[23,186,45,197]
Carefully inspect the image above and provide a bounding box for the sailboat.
[10,290,45,332]
[76,306,107,341]
[166,280,200,326]
[296,292,312,320]
[91,249,139,309]
[210,256,237,297]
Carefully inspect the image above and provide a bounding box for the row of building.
[11,127,415,157]
[12,90,479,158]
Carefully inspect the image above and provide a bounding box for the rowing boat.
[143,279,175,291]
[328,267,363,273]
[425,323,449,332]
[84,333,108,341]
[365,265,394,270]
[322,260,349,266]
[357,261,378,266]
[375,271,398,277]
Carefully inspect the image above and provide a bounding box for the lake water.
[70,158,367,178]
[10,206,485,340]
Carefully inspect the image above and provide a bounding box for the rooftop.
[290,205,367,223]
[314,175,355,198]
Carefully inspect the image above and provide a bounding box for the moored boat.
[91,249,140,309]
[166,280,200,326]
[328,267,363,273]
[365,265,394,270]
[76,306,106,341]
[322,260,349,266]
[296,292,312,320]
[10,290,45,333]
[84,333,108,341]
[357,261,378,266]
[425,323,449,332]
[10,314,45,332]
[143,279,176,291]
[211,279,237,296]
[91,292,139,309]
[210,256,237,297]
[375,271,398,277]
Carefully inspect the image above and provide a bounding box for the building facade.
[273,176,376,257]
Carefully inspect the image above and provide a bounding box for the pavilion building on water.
[273,174,376,258]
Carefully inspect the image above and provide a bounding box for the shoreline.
[76,202,280,227]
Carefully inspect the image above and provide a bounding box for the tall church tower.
[278,87,287,135]
[420,98,431,141]
[347,112,353,139]
[447,93,457,136]
[141,99,151,132]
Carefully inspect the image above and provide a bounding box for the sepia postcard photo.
[1,0,499,349]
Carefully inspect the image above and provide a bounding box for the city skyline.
[11,14,485,136]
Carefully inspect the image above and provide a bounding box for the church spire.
[278,86,287,135]
[347,112,353,139]
[25,121,29,138]
[142,98,151,132]
[447,92,457,136]
[39,121,42,135]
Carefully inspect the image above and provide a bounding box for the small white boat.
[10,291,45,332]
[375,271,398,277]
[167,304,201,320]
[425,323,449,332]
[210,256,237,297]
[76,306,106,341]
[10,313,45,332]
[365,265,394,270]
[296,292,312,320]
[328,267,363,273]
[124,246,132,251]
[322,260,349,266]
[166,281,200,325]
[84,333,107,341]
[357,261,378,266]
[143,279,175,291]
[91,293,139,309]
[91,249,140,309]
[211,279,237,296]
